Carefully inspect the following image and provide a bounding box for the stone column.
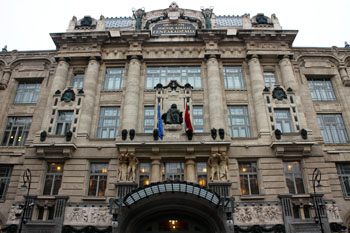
[206,55,225,129]
[151,159,161,183]
[78,57,100,136]
[50,58,69,95]
[121,56,142,131]
[0,70,11,89]
[185,159,196,183]
[248,55,270,136]
[279,56,297,91]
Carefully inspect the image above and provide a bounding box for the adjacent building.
[0,2,350,233]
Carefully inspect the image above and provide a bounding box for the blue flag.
[157,103,164,140]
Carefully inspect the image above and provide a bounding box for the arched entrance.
[117,182,227,233]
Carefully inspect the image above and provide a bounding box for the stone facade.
[0,2,350,233]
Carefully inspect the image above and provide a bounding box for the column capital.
[55,57,71,63]
[277,54,293,60]
[246,54,262,60]
[127,54,143,60]
[204,54,221,60]
[88,56,102,62]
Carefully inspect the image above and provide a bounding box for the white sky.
[1,0,349,51]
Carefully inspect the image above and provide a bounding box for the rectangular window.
[162,162,184,181]
[43,163,63,196]
[227,106,251,137]
[223,66,244,89]
[14,82,41,104]
[264,71,276,87]
[0,166,12,199]
[275,109,294,133]
[193,106,204,133]
[144,106,155,133]
[284,161,305,194]
[139,163,150,187]
[336,163,350,197]
[146,67,202,89]
[72,74,84,89]
[317,114,349,144]
[197,162,207,187]
[55,111,73,135]
[1,117,32,146]
[88,163,108,196]
[97,107,120,138]
[239,162,259,195]
[308,78,336,101]
[104,68,124,90]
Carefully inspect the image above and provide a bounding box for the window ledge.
[82,196,106,201]
[291,194,310,198]
[100,90,123,93]
[240,195,265,200]
[225,89,247,91]
[36,195,56,200]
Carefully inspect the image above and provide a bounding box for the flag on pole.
[184,103,193,133]
[157,103,164,140]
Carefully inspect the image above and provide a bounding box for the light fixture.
[57,166,61,171]
[242,167,247,173]
[202,167,207,173]
[288,164,293,170]
[21,183,27,192]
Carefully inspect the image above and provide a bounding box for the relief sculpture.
[234,205,283,225]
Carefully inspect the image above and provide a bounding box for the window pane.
[228,106,250,137]
[0,166,12,199]
[317,114,349,144]
[1,117,32,146]
[337,164,350,197]
[97,107,120,138]
[275,109,293,133]
[239,162,259,195]
[224,66,244,89]
[14,82,42,104]
[308,78,336,101]
[89,163,108,196]
[104,68,124,90]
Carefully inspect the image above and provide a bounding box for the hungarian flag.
[184,104,193,133]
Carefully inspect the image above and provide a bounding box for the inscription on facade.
[152,23,196,36]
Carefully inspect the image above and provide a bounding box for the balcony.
[32,133,77,158]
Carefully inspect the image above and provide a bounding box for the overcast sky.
[1,0,349,51]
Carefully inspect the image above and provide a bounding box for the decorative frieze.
[326,203,342,223]
[64,206,112,226]
[234,205,283,225]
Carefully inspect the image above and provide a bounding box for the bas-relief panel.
[234,205,283,225]
[326,203,342,223]
[64,206,112,226]
[6,205,21,225]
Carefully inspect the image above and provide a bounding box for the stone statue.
[201,7,213,29]
[127,153,139,182]
[208,152,220,181]
[117,153,128,181]
[219,152,229,181]
[2,45,7,52]
[162,104,183,124]
[132,8,145,30]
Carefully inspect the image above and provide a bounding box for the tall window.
[197,162,207,187]
[55,111,73,135]
[239,162,259,195]
[307,78,336,101]
[88,163,108,196]
[0,166,12,199]
[97,107,120,138]
[104,68,124,90]
[72,74,84,88]
[263,71,276,87]
[223,66,244,89]
[275,109,294,133]
[43,163,63,196]
[283,161,305,194]
[1,117,32,146]
[336,163,350,197]
[227,106,250,137]
[139,163,150,187]
[144,106,155,133]
[317,114,349,144]
[146,67,202,89]
[14,82,41,104]
[193,106,204,132]
[162,162,184,181]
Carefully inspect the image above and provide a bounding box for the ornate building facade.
[0,2,350,233]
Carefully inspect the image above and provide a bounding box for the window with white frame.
[307,78,336,101]
[223,66,244,89]
[162,162,184,181]
[146,67,202,89]
[139,163,150,187]
[97,107,120,138]
[275,109,294,133]
[72,74,84,89]
[144,106,155,133]
[104,68,124,90]
[197,162,207,187]
[14,82,41,104]
[336,163,350,197]
[0,165,12,199]
[43,163,63,196]
[1,117,32,146]
[239,162,259,195]
[88,163,108,196]
[193,106,204,132]
[55,111,73,135]
[263,71,276,87]
[317,114,349,144]
[283,161,305,194]
[227,106,251,137]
